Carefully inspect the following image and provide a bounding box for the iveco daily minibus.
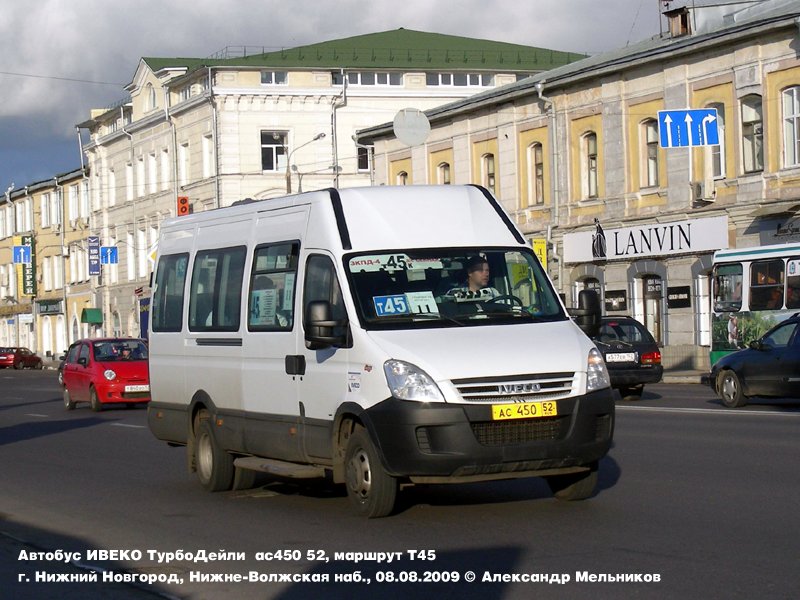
[148,185,613,517]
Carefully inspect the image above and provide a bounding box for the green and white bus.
[710,242,800,365]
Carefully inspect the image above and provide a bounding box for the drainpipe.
[53,176,68,349]
[537,81,564,296]
[121,107,138,334]
[207,67,220,208]
[331,69,348,188]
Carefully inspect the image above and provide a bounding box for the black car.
[593,316,663,400]
[710,313,800,408]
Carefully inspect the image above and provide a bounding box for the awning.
[749,201,800,217]
[80,308,103,324]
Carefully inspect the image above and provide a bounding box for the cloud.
[0,0,659,186]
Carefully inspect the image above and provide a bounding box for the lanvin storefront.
[562,215,730,366]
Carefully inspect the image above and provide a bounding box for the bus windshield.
[345,248,566,329]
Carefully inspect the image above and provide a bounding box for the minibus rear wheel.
[195,418,234,492]
[344,427,397,518]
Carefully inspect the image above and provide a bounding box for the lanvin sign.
[563,215,728,263]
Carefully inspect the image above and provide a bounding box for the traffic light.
[177,196,190,217]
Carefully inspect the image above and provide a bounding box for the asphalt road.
[1,370,798,599]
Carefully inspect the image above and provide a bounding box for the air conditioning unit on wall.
[691,181,716,203]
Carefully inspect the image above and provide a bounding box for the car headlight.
[586,348,610,391]
[104,369,117,381]
[384,360,444,402]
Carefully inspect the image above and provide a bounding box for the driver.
[448,256,501,300]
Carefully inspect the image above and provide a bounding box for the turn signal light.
[641,351,661,365]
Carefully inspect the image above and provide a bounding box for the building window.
[202,134,215,178]
[340,71,402,86]
[426,73,493,87]
[108,169,116,207]
[160,149,170,191]
[126,163,134,202]
[437,162,451,185]
[52,188,62,226]
[782,86,800,168]
[137,157,145,198]
[527,143,544,205]
[483,154,495,194]
[741,94,763,173]
[179,85,191,102]
[642,119,659,187]
[178,143,189,187]
[148,153,157,194]
[40,193,51,228]
[397,171,408,186]
[261,131,286,172]
[357,146,371,172]
[583,132,598,199]
[261,71,287,85]
[144,83,157,112]
[68,184,79,224]
[709,103,726,178]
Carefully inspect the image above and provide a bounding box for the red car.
[62,338,150,411]
[0,347,43,369]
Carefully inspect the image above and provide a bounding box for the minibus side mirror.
[568,289,601,339]
[305,300,349,350]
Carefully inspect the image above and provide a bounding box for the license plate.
[605,352,636,363]
[125,384,150,393]
[491,401,558,421]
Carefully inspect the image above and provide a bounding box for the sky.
[0,0,663,192]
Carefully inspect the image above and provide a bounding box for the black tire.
[13,361,22,370]
[344,427,397,518]
[195,418,235,492]
[89,387,103,412]
[619,385,644,401]
[231,467,257,491]
[34,361,43,370]
[546,462,599,501]
[718,370,747,408]
[63,388,76,411]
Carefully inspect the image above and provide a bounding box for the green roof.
[143,28,586,74]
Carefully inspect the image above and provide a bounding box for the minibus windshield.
[345,248,567,329]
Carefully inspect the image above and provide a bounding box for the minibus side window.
[152,253,189,332]
[749,259,784,311]
[248,242,299,331]
[189,246,246,332]
[303,255,347,340]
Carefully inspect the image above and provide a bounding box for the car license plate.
[605,352,636,363]
[491,401,557,421]
[125,384,149,393]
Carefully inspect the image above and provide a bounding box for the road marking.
[110,423,146,429]
[24,413,49,418]
[617,405,800,417]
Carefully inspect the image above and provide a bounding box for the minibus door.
[297,252,350,462]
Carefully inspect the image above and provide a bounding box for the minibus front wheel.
[344,426,397,518]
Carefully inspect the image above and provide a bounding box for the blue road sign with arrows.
[658,109,720,148]
[12,245,31,264]
[100,246,119,264]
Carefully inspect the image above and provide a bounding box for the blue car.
[710,313,800,407]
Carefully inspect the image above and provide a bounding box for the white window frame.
[741,94,764,174]
[260,71,288,85]
[782,86,800,168]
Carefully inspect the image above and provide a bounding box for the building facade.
[360,1,800,370]
[76,29,583,340]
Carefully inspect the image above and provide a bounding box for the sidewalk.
[662,369,708,385]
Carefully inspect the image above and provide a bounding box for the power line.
[0,70,123,87]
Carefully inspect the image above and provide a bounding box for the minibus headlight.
[104,369,117,381]
[586,348,610,391]
[383,360,444,402]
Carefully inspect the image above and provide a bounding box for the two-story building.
[359,0,800,370]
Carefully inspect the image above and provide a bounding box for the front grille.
[452,372,574,403]
[471,416,568,446]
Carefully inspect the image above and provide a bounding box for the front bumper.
[95,381,151,404]
[362,388,615,480]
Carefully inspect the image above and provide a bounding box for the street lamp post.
[285,133,326,193]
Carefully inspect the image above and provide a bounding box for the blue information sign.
[88,236,101,276]
[12,245,31,264]
[658,109,720,148]
[100,246,119,264]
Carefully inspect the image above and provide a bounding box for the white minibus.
[148,185,613,517]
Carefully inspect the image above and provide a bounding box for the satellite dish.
[393,108,431,147]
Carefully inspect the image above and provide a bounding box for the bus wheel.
[546,462,598,501]
[195,418,234,492]
[344,427,397,518]
[719,370,747,408]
